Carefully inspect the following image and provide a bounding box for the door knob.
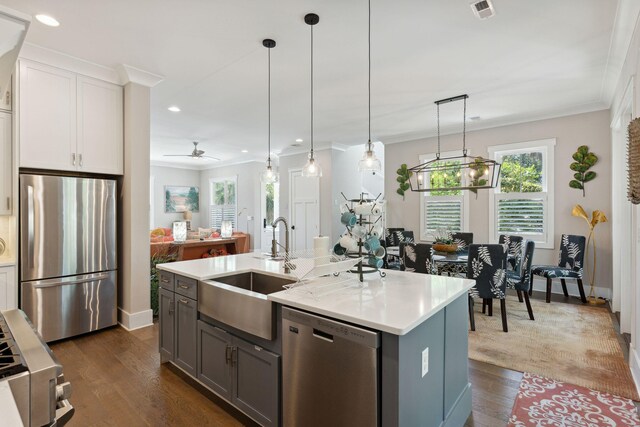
[291,225,296,230]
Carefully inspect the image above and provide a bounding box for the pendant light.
[260,38,279,184]
[408,94,501,192]
[358,0,382,173]
[302,13,322,177]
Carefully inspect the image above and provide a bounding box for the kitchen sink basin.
[199,272,297,340]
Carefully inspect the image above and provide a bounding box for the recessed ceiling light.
[295,138,303,143]
[168,106,181,112]
[241,149,248,153]
[35,14,60,27]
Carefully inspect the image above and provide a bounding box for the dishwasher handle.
[312,328,334,342]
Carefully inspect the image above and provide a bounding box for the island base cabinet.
[174,295,197,377]
[197,322,233,401]
[159,288,175,363]
[197,320,280,427]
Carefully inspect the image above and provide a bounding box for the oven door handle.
[55,398,75,426]
[31,273,111,289]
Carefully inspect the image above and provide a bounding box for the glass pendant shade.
[302,153,322,177]
[261,162,279,183]
[358,144,381,172]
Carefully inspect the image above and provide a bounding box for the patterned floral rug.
[508,372,640,426]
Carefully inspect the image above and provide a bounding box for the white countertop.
[158,253,474,335]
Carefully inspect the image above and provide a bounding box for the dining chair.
[451,232,473,252]
[400,242,435,274]
[384,228,405,247]
[498,234,524,270]
[506,240,535,320]
[467,244,509,332]
[531,234,587,303]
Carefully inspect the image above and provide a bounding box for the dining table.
[432,252,468,277]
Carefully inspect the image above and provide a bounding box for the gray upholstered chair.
[506,240,535,320]
[531,234,587,303]
[467,244,509,332]
[451,232,473,252]
[400,242,435,274]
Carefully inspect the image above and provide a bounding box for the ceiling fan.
[163,141,220,161]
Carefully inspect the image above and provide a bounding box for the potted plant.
[431,228,458,253]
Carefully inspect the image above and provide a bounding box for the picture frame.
[164,186,200,213]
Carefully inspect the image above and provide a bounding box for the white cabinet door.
[19,60,77,171]
[0,75,12,112]
[0,266,16,310]
[0,112,11,215]
[77,76,123,175]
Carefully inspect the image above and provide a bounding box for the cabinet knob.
[72,153,76,166]
[79,153,83,167]
[5,197,9,211]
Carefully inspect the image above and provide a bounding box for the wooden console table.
[151,234,250,261]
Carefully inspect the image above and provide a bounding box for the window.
[489,139,555,248]
[262,181,280,228]
[209,177,237,230]
[419,151,470,241]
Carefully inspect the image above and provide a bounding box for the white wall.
[384,110,613,292]
[199,161,262,249]
[150,165,201,229]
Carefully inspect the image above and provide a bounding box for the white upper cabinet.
[18,59,124,175]
[19,60,77,171]
[77,76,123,175]
[0,111,11,215]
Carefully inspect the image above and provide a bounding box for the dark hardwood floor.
[49,291,618,427]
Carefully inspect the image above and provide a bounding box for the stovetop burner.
[0,313,27,379]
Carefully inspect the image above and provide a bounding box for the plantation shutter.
[495,193,546,237]
[424,196,463,233]
[210,205,237,230]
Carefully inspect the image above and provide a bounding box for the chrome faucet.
[271,216,291,273]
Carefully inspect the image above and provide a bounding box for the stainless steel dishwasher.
[282,307,380,427]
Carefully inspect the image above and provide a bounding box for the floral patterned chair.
[506,240,535,320]
[400,242,435,274]
[451,232,473,253]
[531,234,587,304]
[467,244,509,332]
[499,234,524,270]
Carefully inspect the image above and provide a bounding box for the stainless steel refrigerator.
[19,174,117,342]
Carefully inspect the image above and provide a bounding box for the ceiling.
[0,0,633,168]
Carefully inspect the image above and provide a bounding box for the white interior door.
[289,169,319,252]
[611,82,634,334]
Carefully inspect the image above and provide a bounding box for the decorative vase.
[434,243,458,253]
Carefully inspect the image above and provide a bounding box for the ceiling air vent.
[470,0,495,20]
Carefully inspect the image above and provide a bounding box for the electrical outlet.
[422,347,429,377]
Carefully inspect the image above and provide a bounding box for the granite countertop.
[158,252,474,335]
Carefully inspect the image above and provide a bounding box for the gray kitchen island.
[157,252,474,427]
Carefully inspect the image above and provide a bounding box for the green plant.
[150,248,179,316]
[468,157,490,195]
[396,164,412,200]
[431,227,454,244]
[569,145,598,197]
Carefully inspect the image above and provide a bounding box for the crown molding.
[117,64,164,88]
[20,43,122,84]
[382,102,609,145]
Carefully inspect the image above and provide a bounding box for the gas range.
[0,309,73,426]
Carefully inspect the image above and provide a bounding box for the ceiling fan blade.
[163,154,195,157]
[199,155,221,161]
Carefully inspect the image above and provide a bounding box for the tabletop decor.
[572,204,608,305]
[396,164,412,200]
[569,145,598,197]
[628,117,640,204]
[431,228,458,253]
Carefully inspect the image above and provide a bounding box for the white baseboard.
[630,347,640,399]
[118,308,153,331]
[531,277,611,301]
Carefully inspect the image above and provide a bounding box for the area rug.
[508,372,639,426]
[468,295,640,401]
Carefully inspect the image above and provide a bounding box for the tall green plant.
[396,164,412,200]
[569,145,598,197]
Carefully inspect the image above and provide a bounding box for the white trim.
[0,5,31,22]
[418,150,470,241]
[20,43,122,85]
[118,308,153,331]
[116,64,164,88]
[488,138,556,249]
[631,347,640,399]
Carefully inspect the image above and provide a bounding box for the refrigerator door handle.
[31,273,111,289]
[27,185,35,269]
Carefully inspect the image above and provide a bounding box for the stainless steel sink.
[199,272,297,340]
